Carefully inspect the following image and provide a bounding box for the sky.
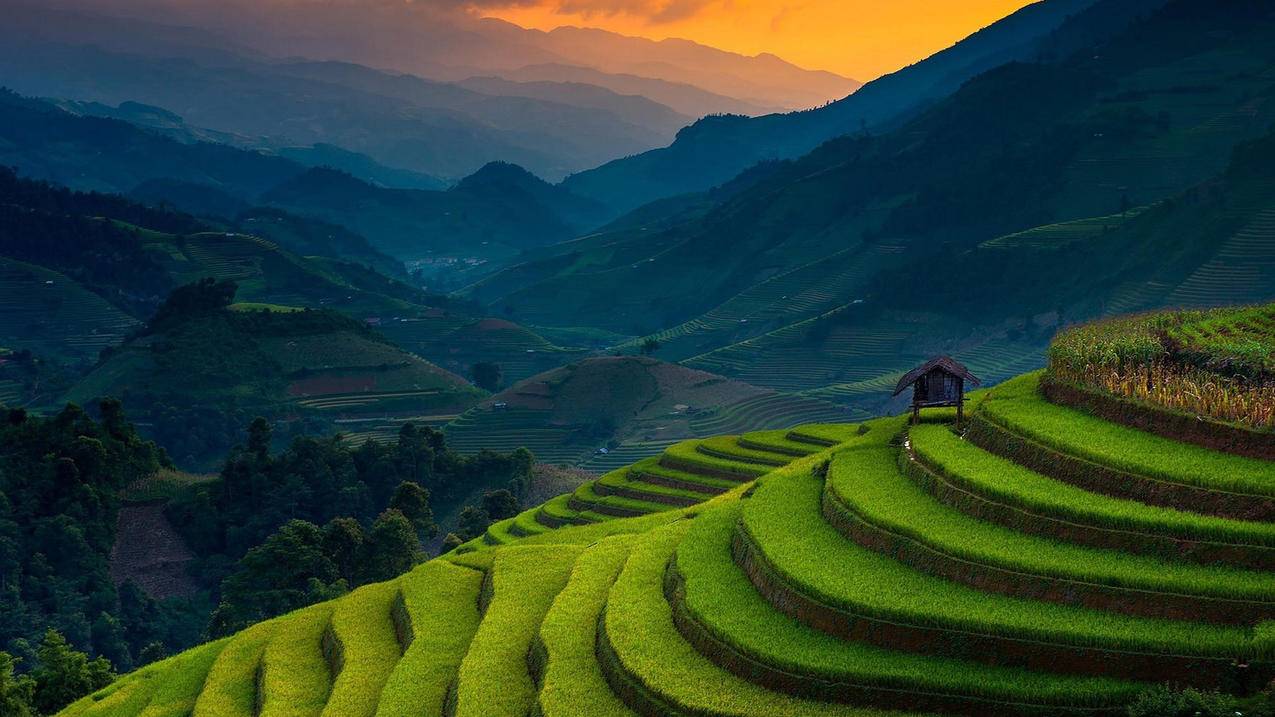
[482,0,1039,80]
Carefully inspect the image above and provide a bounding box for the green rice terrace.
[59,313,1275,717]
[443,356,850,468]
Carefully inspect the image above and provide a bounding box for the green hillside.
[443,356,849,467]
[0,257,142,365]
[61,307,1275,717]
[67,284,482,466]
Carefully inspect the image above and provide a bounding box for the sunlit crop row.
[1048,304,1275,428]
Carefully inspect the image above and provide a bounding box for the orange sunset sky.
[485,0,1038,80]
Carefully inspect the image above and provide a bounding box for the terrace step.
[569,481,677,518]
[64,639,227,717]
[193,622,278,717]
[258,605,335,717]
[593,469,705,508]
[786,423,864,447]
[736,429,823,457]
[375,561,484,717]
[906,424,1275,570]
[670,503,1141,715]
[321,581,403,717]
[695,436,792,466]
[535,494,601,529]
[736,448,1275,687]
[659,441,770,482]
[629,458,740,494]
[530,537,636,717]
[970,374,1275,521]
[598,521,879,717]
[823,443,1275,624]
[450,546,583,717]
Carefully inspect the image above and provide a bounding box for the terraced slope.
[446,356,848,467]
[60,372,1275,717]
[0,257,141,363]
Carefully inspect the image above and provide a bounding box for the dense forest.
[0,382,533,714]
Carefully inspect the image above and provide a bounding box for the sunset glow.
[484,0,1038,80]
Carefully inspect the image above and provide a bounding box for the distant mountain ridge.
[561,0,1168,214]
[0,92,606,267]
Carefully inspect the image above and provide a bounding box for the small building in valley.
[893,356,980,426]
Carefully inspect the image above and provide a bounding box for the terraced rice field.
[0,258,141,362]
[0,378,23,406]
[445,407,593,465]
[381,317,585,386]
[618,246,892,361]
[980,207,1148,250]
[444,390,849,469]
[1167,207,1275,307]
[685,313,921,393]
[61,359,1275,717]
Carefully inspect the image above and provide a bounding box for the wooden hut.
[893,356,981,426]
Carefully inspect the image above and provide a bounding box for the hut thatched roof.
[892,356,981,397]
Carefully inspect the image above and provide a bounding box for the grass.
[981,373,1275,496]
[533,536,636,717]
[320,581,402,717]
[827,443,1275,602]
[193,621,280,717]
[595,468,707,504]
[573,480,684,515]
[740,442,1271,660]
[630,458,742,492]
[676,502,1145,709]
[695,436,791,466]
[124,469,217,503]
[374,561,484,717]
[65,641,226,717]
[736,429,823,456]
[602,520,890,717]
[258,605,334,717]
[661,441,769,479]
[228,302,304,313]
[452,545,583,717]
[908,423,1275,548]
[136,641,230,717]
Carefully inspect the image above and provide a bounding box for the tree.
[91,612,131,672]
[639,337,661,356]
[321,518,366,585]
[360,510,422,583]
[470,362,502,392]
[137,642,167,667]
[0,652,35,717]
[146,278,237,333]
[440,533,464,552]
[31,630,114,715]
[454,506,490,542]
[481,490,520,521]
[246,417,272,460]
[388,482,437,541]
[210,520,341,637]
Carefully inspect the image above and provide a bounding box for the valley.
[2,0,1275,715]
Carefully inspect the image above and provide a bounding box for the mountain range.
[0,1,859,184]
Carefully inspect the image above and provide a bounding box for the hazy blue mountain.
[488,63,785,118]
[561,0,1166,215]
